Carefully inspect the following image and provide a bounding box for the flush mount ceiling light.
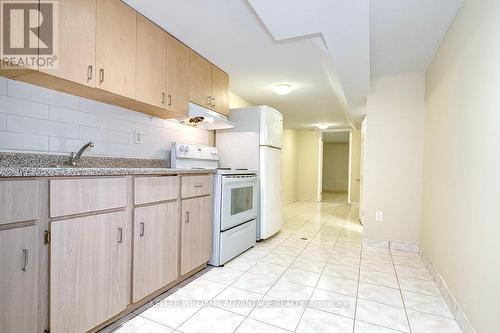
[316,123,329,130]
[272,83,294,95]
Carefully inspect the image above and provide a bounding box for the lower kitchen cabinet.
[50,211,131,333]
[133,201,180,302]
[180,196,212,275]
[0,225,39,333]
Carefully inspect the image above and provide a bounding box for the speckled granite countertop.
[0,166,215,177]
[0,152,214,177]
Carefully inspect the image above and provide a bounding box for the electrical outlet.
[134,131,143,144]
[375,211,384,222]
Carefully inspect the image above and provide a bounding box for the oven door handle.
[222,177,258,185]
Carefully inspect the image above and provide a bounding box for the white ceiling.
[124,0,462,130]
[323,131,350,143]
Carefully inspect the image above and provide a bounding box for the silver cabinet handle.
[168,94,172,106]
[22,249,28,272]
[117,227,123,244]
[194,184,203,188]
[87,65,93,81]
[211,97,216,107]
[140,222,145,237]
[185,212,190,223]
[161,92,165,105]
[206,96,212,106]
[99,69,104,84]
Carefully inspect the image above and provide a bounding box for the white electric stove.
[171,143,258,266]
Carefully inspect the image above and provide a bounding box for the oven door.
[220,175,258,231]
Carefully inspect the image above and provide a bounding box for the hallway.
[103,201,461,333]
[322,191,348,204]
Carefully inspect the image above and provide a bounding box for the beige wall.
[363,73,425,244]
[349,131,361,204]
[228,91,251,109]
[422,1,500,331]
[322,143,349,192]
[282,130,299,206]
[298,130,322,201]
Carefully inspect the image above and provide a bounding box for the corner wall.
[282,129,299,205]
[422,0,500,331]
[363,73,425,244]
[298,129,322,201]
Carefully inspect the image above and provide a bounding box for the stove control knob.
[179,145,186,152]
[184,146,190,152]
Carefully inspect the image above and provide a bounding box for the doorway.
[320,130,361,205]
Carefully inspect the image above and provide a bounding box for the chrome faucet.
[69,141,94,166]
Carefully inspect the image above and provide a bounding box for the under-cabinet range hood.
[178,102,235,130]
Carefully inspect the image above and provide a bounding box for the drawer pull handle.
[194,184,203,188]
[22,249,29,272]
[117,227,123,244]
[168,94,172,106]
[185,212,190,223]
[140,222,145,237]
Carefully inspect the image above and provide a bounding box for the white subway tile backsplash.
[0,131,49,151]
[0,95,49,119]
[0,77,7,95]
[79,126,130,145]
[8,80,79,110]
[7,114,79,138]
[79,97,133,120]
[0,113,6,130]
[0,79,210,158]
[49,137,108,155]
[49,105,107,128]
[107,143,168,159]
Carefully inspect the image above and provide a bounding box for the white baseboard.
[419,248,476,333]
[362,238,419,253]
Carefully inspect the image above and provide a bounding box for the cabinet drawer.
[50,178,127,218]
[0,180,39,226]
[181,175,212,198]
[134,176,179,205]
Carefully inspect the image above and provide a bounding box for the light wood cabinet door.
[211,66,229,115]
[166,34,190,116]
[133,202,179,302]
[180,196,212,275]
[50,211,131,333]
[136,14,166,108]
[40,0,96,87]
[189,51,212,108]
[0,226,39,333]
[96,0,136,98]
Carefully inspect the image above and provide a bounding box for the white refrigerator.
[216,106,283,240]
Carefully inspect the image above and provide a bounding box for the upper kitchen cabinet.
[211,65,229,116]
[166,34,190,116]
[136,14,166,109]
[189,51,230,115]
[189,51,212,108]
[40,0,96,87]
[96,0,137,98]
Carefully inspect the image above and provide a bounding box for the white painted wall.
[281,130,299,206]
[422,0,500,331]
[297,129,322,202]
[322,143,349,192]
[349,130,361,204]
[363,73,425,244]
[0,78,209,158]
